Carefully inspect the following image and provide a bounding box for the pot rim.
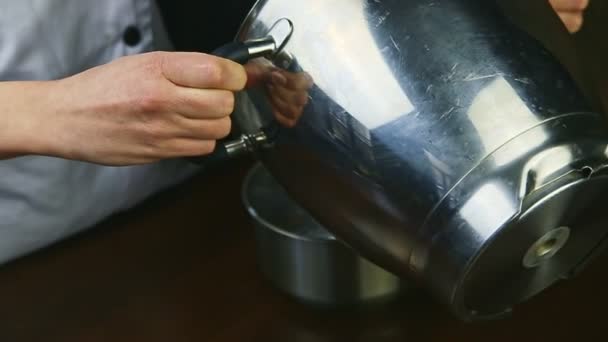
[241,163,338,243]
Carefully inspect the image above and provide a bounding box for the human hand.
[246,61,313,128]
[42,51,246,165]
[549,0,590,33]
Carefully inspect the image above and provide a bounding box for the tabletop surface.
[2,3,608,342]
[2,158,608,342]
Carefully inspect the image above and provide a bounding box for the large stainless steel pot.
[203,0,608,320]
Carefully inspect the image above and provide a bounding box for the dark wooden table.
[3,3,608,342]
[1,158,608,342]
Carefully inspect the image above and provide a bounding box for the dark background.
[576,0,608,109]
[1,1,608,341]
[155,0,257,53]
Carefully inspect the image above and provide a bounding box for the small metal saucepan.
[242,163,405,307]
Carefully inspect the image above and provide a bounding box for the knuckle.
[285,107,300,119]
[219,91,236,114]
[206,117,232,139]
[201,62,224,85]
[275,113,297,128]
[193,117,231,140]
[135,91,168,113]
[172,140,216,156]
[146,51,164,65]
[193,140,216,155]
[288,72,313,90]
[234,65,247,90]
[143,51,166,75]
[576,0,589,10]
[218,117,232,137]
[294,92,309,106]
[137,97,161,113]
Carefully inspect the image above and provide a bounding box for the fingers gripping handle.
[213,38,277,64]
[188,38,277,166]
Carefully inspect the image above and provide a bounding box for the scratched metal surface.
[234,0,591,234]
[230,0,608,319]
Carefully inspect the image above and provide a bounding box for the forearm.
[0,81,60,159]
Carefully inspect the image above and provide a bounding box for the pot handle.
[188,38,278,166]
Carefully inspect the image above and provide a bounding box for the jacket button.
[123,26,142,47]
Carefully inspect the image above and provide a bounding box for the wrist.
[0,80,64,158]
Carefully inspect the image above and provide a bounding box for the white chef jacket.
[0,0,200,263]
